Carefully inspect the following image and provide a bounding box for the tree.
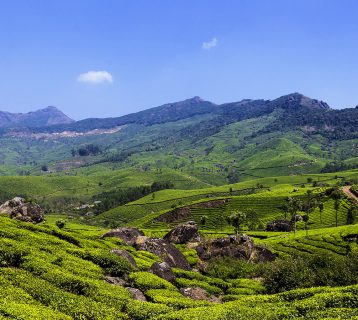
[330,188,343,227]
[41,165,48,172]
[286,197,301,235]
[56,219,66,229]
[346,204,357,225]
[246,209,260,231]
[200,215,208,226]
[227,211,247,235]
[318,202,324,226]
[301,191,318,236]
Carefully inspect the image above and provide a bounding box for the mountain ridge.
[0,106,74,128]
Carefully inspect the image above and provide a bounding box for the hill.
[0,213,357,319]
[0,106,74,128]
[0,93,356,184]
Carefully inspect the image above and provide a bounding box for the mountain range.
[0,93,357,181]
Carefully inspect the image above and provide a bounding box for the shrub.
[0,247,27,268]
[205,257,258,279]
[55,219,66,229]
[175,278,222,295]
[77,250,134,276]
[262,252,358,293]
[146,289,210,309]
[124,300,173,320]
[129,272,175,292]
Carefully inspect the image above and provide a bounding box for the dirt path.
[342,186,358,202]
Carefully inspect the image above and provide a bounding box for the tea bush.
[128,272,175,292]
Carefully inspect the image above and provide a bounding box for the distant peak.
[188,96,204,103]
[273,93,331,110]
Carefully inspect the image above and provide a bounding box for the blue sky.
[1,0,358,119]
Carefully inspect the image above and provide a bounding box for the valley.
[0,93,357,319]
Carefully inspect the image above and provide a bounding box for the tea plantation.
[0,213,357,319]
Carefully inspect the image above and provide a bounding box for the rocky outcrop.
[134,236,191,270]
[163,221,201,244]
[149,262,176,283]
[126,287,147,301]
[266,219,292,232]
[104,276,127,286]
[102,227,144,245]
[179,287,220,302]
[196,234,275,263]
[110,249,137,267]
[0,197,44,223]
[196,234,254,261]
[250,246,276,263]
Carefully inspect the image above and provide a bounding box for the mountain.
[0,92,357,180]
[0,106,74,128]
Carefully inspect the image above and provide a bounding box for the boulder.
[163,221,201,244]
[249,246,276,262]
[343,234,358,243]
[179,287,220,302]
[126,287,147,301]
[266,219,292,232]
[102,227,144,245]
[134,237,190,270]
[110,249,137,268]
[104,276,127,286]
[196,234,254,261]
[149,262,176,283]
[0,197,44,223]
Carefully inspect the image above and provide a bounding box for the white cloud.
[202,38,218,50]
[77,70,113,84]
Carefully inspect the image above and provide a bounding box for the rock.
[163,221,201,244]
[102,227,144,245]
[149,262,176,282]
[110,249,137,267]
[104,276,127,286]
[0,197,44,223]
[249,246,276,262]
[179,287,220,302]
[291,214,303,222]
[134,237,191,270]
[343,234,358,243]
[126,287,147,301]
[266,219,292,232]
[196,234,255,261]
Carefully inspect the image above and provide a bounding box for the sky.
[1,0,358,120]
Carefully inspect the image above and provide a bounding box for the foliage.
[262,252,358,293]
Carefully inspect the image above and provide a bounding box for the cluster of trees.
[92,181,174,213]
[71,144,102,157]
[321,161,358,173]
[263,252,358,293]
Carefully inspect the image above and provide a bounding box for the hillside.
[0,93,357,183]
[0,213,357,319]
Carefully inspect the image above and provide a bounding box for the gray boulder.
[110,249,137,268]
[163,221,201,244]
[134,236,190,270]
[126,287,147,301]
[0,197,44,223]
[149,262,176,283]
[104,276,127,286]
[102,227,144,245]
[266,219,292,232]
[196,234,254,261]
